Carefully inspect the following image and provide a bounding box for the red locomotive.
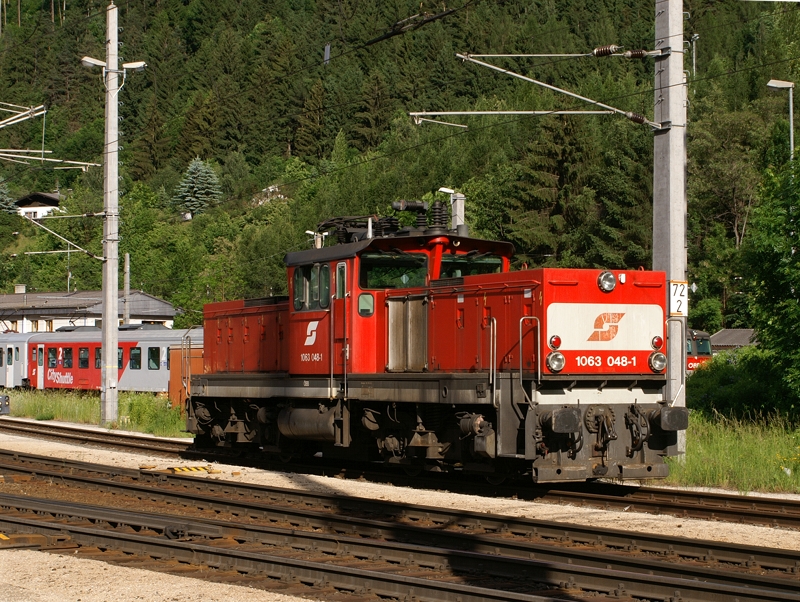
[686,329,713,373]
[188,201,688,482]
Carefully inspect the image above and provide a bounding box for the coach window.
[6,347,11,366]
[47,348,56,368]
[63,348,73,369]
[32,348,37,364]
[95,348,101,369]
[38,348,43,367]
[118,348,123,370]
[15,347,19,362]
[79,347,89,369]
[148,347,160,370]
[0,350,3,367]
[130,347,141,370]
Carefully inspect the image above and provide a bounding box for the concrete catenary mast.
[652,0,688,452]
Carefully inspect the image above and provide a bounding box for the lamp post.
[81,1,146,426]
[767,79,795,162]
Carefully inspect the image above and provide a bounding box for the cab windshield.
[696,338,712,355]
[359,252,427,289]
[440,253,503,278]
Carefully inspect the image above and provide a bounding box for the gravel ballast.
[0,425,798,601]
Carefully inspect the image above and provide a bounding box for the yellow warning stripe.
[0,534,9,540]
[170,466,208,472]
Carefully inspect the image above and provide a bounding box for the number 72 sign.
[670,281,688,317]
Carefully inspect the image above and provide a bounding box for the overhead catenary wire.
[270,49,800,192]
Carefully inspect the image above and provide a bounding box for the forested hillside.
[1,0,799,405]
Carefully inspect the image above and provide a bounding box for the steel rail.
[0,417,192,454]
[2,417,800,529]
[0,451,799,582]
[0,493,797,602]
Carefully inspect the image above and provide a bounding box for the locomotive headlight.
[549,335,562,350]
[649,351,668,372]
[597,271,616,292]
[546,351,566,373]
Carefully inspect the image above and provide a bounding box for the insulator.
[592,44,620,57]
[416,212,428,229]
[336,226,348,244]
[623,49,648,59]
[431,200,447,229]
[625,112,647,125]
[379,216,399,233]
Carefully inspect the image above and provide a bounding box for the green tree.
[295,80,327,160]
[172,158,222,217]
[744,163,800,401]
[0,183,16,214]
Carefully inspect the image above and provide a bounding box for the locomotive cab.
[190,202,688,482]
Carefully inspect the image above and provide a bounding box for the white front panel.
[547,303,664,351]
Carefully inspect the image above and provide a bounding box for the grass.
[666,411,800,493]
[7,389,191,438]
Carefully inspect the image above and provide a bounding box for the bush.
[687,346,798,421]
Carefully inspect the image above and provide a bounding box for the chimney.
[14,284,26,294]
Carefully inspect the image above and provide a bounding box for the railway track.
[0,451,798,601]
[2,415,800,530]
[0,416,192,454]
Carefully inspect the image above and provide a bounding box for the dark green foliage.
[687,347,796,421]
[172,158,222,216]
[744,162,800,401]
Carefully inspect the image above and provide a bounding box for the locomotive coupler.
[625,404,650,457]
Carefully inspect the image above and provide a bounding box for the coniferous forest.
[1,0,799,414]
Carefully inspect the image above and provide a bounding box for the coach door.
[37,344,44,389]
[4,347,11,388]
[333,262,349,377]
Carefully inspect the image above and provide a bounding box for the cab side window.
[293,264,331,311]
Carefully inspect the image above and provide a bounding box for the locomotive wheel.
[485,474,507,485]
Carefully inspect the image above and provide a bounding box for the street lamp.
[767,79,795,162]
[81,1,145,426]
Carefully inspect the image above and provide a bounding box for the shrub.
[687,346,798,421]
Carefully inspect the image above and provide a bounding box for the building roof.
[15,192,62,209]
[0,290,177,320]
[710,328,757,349]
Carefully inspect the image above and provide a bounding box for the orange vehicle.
[686,329,713,373]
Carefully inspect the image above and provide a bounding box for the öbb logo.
[587,313,625,342]
[304,321,320,346]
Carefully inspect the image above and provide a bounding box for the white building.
[0,286,178,333]
[15,192,63,219]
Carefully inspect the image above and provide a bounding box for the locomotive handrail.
[329,293,335,399]
[519,316,541,407]
[666,315,686,406]
[489,317,497,409]
[180,326,201,398]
